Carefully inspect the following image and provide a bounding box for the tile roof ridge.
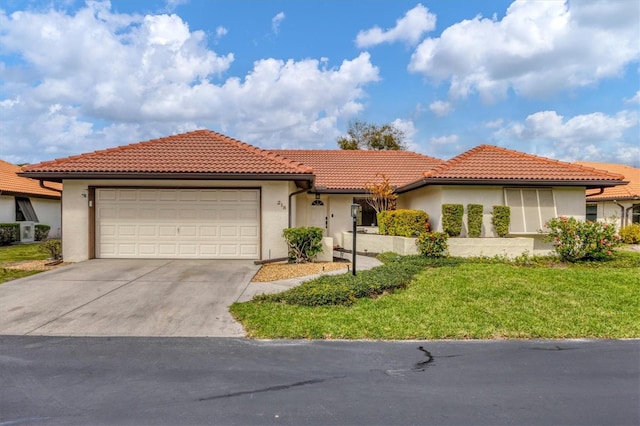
[423,144,485,177]
[208,131,313,174]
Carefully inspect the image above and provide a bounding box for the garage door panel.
[179,226,197,237]
[159,190,178,201]
[118,225,137,237]
[240,226,258,237]
[96,189,259,259]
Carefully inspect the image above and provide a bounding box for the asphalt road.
[1,337,638,425]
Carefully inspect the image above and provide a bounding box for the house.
[0,159,62,241]
[19,130,625,261]
[575,162,640,228]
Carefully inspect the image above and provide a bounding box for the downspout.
[39,180,62,194]
[288,188,307,228]
[625,205,635,227]
[612,200,625,228]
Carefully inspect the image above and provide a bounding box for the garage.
[95,188,260,259]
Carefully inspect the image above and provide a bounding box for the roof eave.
[396,178,627,193]
[0,189,61,200]
[18,171,315,183]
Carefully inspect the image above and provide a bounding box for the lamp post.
[350,203,360,276]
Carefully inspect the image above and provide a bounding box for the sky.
[0,0,639,166]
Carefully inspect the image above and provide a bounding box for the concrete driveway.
[0,259,260,337]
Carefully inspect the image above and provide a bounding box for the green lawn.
[0,243,48,284]
[231,252,640,340]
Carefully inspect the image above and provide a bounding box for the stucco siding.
[590,200,636,229]
[31,198,62,238]
[61,179,292,262]
[0,195,61,238]
[398,186,442,230]
[440,186,504,237]
[0,196,14,223]
[294,193,356,247]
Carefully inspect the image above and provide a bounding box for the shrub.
[0,223,20,246]
[542,217,622,262]
[282,227,324,263]
[35,224,51,241]
[378,209,429,237]
[39,239,62,260]
[255,256,429,306]
[492,206,511,237]
[619,223,640,244]
[416,232,448,257]
[442,204,463,237]
[467,204,483,238]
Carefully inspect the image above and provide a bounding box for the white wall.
[61,179,292,262]
[440,186,505,237]
[0,195,61,238]
[294,193,356,247]
[553,187,586,220]
[592,200,635,229]
[31,198,62,238]
[400,185,587,237]
[398,186,442,232]
[0,196,14,222]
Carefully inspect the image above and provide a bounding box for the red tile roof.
[271,150,445,190]
[420,145,624,185]
[575,162,640,201]
[0,160,61,199]
[20,130,314,180]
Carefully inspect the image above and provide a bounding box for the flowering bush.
[416,232,449,257]
[542,217,622,262]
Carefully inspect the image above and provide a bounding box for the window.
[633,204,640,224]
[353,198,377,226]
[586,204,598,222]
[504,188,556,233]
[15,197,39,222]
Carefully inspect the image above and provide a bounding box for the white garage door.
[96,188,260,259]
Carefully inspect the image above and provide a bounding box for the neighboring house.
[19,130,624,262]
[0,159,62,240]
[575,162,640,228]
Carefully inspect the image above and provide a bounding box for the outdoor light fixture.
[350,203,360,276]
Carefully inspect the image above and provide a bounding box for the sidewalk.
[236,252,382,302]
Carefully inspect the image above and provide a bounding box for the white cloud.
[494,109,639,164]
[484,119,503,129]
[625,90,640,104]
[164,0,189,13]
[356,4,436,48]
[409,0,640,102]
[429,100,453,117]
[429,134,458,145]
[0,3,380,163]
[272,11,285,34]
[215,26,228,39]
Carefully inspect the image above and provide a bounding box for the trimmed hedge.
[442,204,463,237]
[467,204,483,238]
[253,255,432,306]
[377,209,429,237]
[282,227,324,263]
[35,224,51,241]
[0,223,20,246]
[619,223,640,244]
[492,206,511,237]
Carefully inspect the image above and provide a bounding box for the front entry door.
[309,196,328,236]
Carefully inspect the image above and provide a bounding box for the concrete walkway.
[236,253,382,302]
